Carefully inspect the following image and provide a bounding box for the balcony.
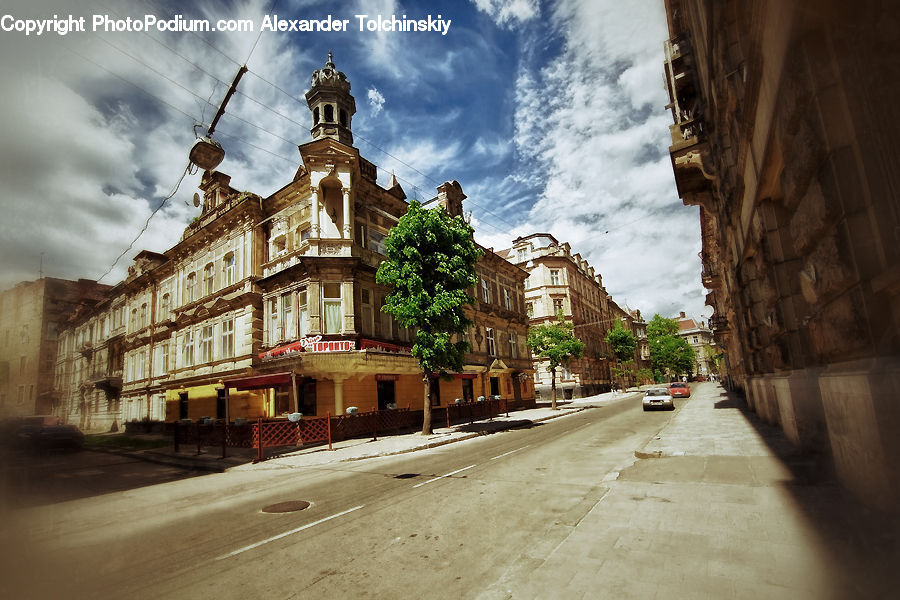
[90,369,123,391]
[262,238,355,277]
[78,341,93,357]
[701,263,721,289]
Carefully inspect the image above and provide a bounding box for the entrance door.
[462,379,474,403]
[216,388,227,419]
[299,380,317,416]
[489,377,500,397]
[377,380,395,410]
[178,392,188,419]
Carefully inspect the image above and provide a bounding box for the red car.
[668,382,691,398]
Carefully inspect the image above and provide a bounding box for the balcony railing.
[262,238,355,277]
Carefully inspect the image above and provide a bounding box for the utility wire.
[97,163,192,283]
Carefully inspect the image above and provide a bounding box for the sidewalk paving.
[111,390,642,472]
[482,382,900,600]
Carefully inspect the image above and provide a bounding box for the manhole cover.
[394,473,419,479]
[261,501,311,513]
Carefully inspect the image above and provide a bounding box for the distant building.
[673,311,715,378]
[55,55,535,432]
[499,234,644,397]
[663,0,900,511]
[0,278,107,419]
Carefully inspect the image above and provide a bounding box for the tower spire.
[305,53,356,145]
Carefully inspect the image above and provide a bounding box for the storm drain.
[261,500,311,513]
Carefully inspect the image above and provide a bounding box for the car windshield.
[646,389,668,396]
[671,383,685,387]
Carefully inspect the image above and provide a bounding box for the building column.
[334,377,345,414]
[341,187,351,240]
[310,188,320,238]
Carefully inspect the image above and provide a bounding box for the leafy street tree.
[605,319,637,390]
[375,200,483,435]
[527,313,585,410]
[646,314,695,380]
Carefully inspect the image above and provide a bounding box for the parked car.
[642,388,675,411]
[16,420,84,452]
[668,381,691,398]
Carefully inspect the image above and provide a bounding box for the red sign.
[258,336,355,360]
[360,339,412,354]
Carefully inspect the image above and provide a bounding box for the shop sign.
[259,336,355,360]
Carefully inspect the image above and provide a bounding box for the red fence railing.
[173,398,527,461]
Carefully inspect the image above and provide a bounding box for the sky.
[0,0,708,321]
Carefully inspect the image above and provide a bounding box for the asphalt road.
[3,393,672,599]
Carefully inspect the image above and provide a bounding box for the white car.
[642,388,675,411]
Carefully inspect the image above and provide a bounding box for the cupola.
[305,52,356,145]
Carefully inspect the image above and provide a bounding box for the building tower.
[305,52,356,146]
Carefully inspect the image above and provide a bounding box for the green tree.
[647,314,696,379]
[605,320,637,390]
[605,320,636,362]
[376,200,483,435]
[527,313,585,410]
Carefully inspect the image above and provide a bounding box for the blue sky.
[0,0,707,320]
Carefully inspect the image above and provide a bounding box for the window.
[186,272,197,303]
[160,294,170,321]
[183,331,194,367]
[136,351,145,380]
[550,270,561,286]
[298,290,309,338]
[323,283,342,334]
[517,248,528,262]
[299,228,311,243]
[269,298,279,344]
[553,298,564,314]
[224,253,235,286]
[200,325,213,363]
[486,327,496,356]
[379,295,392,339]
[221,319,234,359]
[140,303,147,328]
[481,279,491,303]
[509,332,518,359]
[130,309,138,331]
[272,236,287,257]
[361,288,374,336]
[369,230,387,254]
[313,106,320,124]
[692,336,699,344]
[526,302,534,318]
[282,293,294,340]
[324,104,334,122]
[504,289,511,310]
[203,263,215,296]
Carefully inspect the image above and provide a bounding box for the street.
[3,392,663,599]
[2,384,897,599]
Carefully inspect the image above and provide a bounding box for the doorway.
[377,380,396,410]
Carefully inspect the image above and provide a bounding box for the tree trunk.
[422,373,433,435]
[550,366,557,410]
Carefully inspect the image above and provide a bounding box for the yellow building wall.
[164,384,266,421]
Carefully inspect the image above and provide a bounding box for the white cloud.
[472,0,540,26]
[490,0,709,319]
[368,87,386,116]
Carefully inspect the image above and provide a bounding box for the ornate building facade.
[55,56,534,432]
[499,234,645,398]
[664,0,900,510]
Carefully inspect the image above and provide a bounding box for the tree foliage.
[605,319,636,362]
[526,314,585,409]
[375,200,483,434]
[646,314,695,378]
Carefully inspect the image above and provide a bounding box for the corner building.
[55,56,534,430]
[663,0,900,510]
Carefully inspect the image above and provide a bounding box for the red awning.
[224,372,293,390]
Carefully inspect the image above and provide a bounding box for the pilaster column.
[310,188,320,238]
[341,187,351,240]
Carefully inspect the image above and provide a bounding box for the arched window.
[324,104,334,122]
[339,109,347,127]
[313,106,320,124]
[203,263,215,296]
[223,253,235,286]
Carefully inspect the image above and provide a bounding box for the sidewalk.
[483,382,900,599]
[115,390,642,472]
